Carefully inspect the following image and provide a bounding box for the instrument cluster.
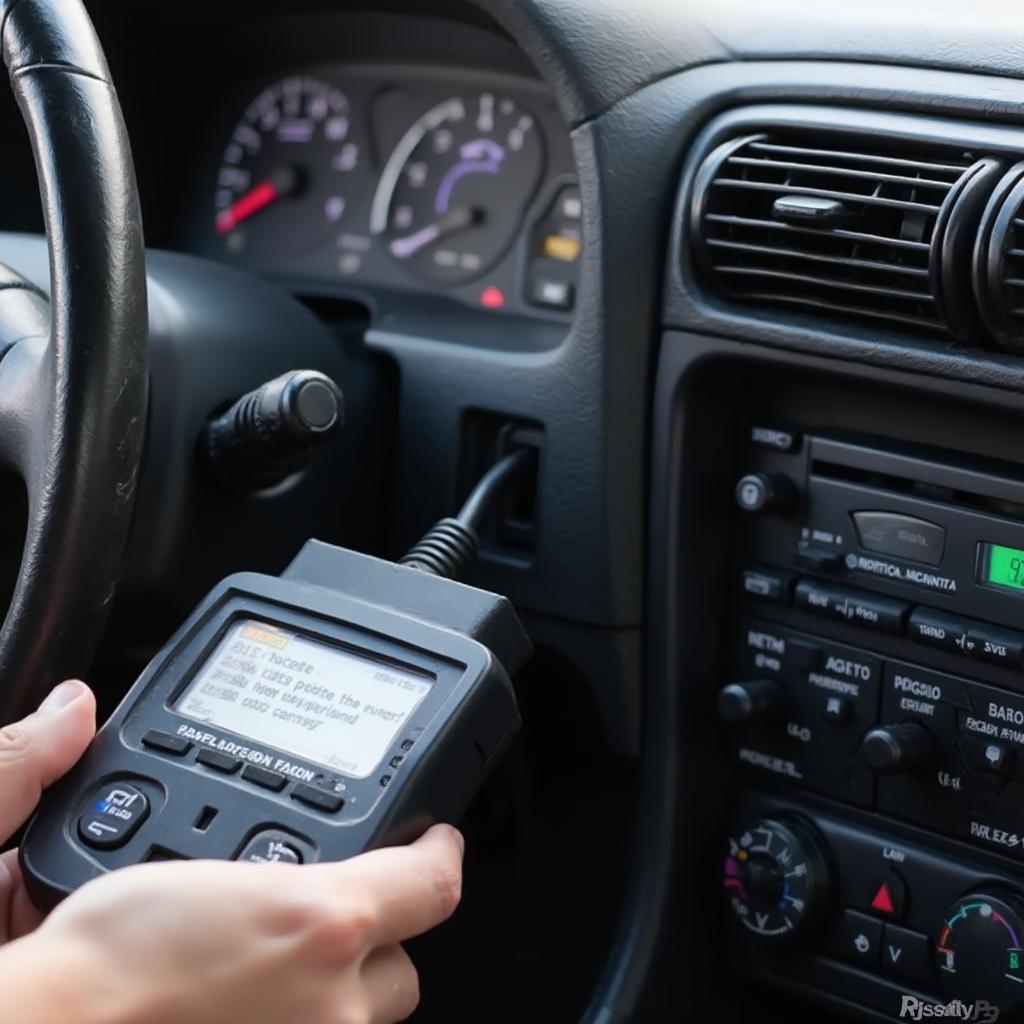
[187,65,581,322]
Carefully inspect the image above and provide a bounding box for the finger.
[317,824,464,946]
[0,849,43,941]
[0,680,96,842]
[360,944,420,1024]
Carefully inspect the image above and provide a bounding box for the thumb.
[0,680,96,843]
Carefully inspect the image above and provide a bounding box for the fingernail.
[39,680,86,713]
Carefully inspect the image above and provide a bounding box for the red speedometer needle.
[215,166,300,236]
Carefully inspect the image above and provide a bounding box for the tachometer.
[370,93,544,285]
[214,76,361,256]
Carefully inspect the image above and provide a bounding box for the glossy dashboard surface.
[184,61,579,322]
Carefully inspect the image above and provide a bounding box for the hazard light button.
[869,872,906,918]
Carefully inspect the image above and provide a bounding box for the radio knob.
[862,721,938,774]
[735,473,797,515]
[718,680,788,726]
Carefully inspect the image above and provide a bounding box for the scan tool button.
[291,783,345,813]
[236,830,304,865]
[241,764,288,792]
[78,783,150,849]
[141,729,192,756]
[196,748,241,774]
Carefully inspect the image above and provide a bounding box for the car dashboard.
[12,2,1024,1024]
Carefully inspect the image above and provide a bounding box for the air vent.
[691,132,999,338]
[975,163,1024,352]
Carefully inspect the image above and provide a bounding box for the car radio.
[720,425,1024,1019]
[19,540,529,908]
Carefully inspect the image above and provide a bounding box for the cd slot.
[810,436,1024,521]
[812,459,1024,521]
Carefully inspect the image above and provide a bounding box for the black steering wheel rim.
[0,0,147,718]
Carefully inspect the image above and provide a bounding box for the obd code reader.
[19,538,530,908]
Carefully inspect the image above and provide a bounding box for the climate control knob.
[717,680,788,726]
[937,891,1024,1015]
[735,473,797,515]
[724,816,830,944]
[862,721,938,774]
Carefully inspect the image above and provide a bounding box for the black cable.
[456,448,533,532]
[400,448,535,580]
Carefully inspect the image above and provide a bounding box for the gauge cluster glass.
[190,66,579,324]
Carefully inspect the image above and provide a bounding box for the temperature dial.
[937,891,1024,1015]
[724,816,830,944]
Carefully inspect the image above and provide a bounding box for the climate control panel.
[728,794,1024,1020]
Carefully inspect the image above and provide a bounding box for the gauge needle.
[389,206,481,259]
[216,165,300,236]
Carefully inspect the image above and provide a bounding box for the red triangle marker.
[871,882,895,914]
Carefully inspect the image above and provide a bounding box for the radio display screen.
[979,543,1024,594]
[175,619,433,778]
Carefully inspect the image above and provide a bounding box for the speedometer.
[370,93,544,286]
[214,76,362,257]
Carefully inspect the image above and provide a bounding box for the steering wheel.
[0,0,147,719]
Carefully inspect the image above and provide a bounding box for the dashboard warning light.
[543,234,582,263]
[480,285,505,310]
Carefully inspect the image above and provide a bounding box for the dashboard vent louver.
[691,133,985,336]
[975,163,1024,352]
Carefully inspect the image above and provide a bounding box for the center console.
[645,334,1024,1023]
[707,389,1024,1022]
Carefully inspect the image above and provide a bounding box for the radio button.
[960,735,1013,777]
[821,695,852,723]
[794,579,909,635]
[750,424,800,452]
[966,623,1024,671]
[741,567,792,603]
[908,608,974,656]
[78,783,150,850]
[852,511,946,567]
[793,547,843,573]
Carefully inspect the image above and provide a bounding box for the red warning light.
[870,882,895,915]
[480,285,505,310]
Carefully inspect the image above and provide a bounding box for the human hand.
[0,681,96,944]
[17,822,464,1024]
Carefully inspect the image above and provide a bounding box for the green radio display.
[980,543,1024,592]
